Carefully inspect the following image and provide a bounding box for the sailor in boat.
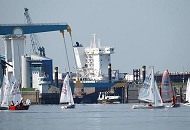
[15,101,19,106]
[172,95,176,105]
[26,99,31,105]
[10,101,14,106]
[19,98,25,106]
[171,95,180,107]
[19,101,23,106]
[19,99,30,106]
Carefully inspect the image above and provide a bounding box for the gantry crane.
[24,8,46,56]
[0,22,70,85]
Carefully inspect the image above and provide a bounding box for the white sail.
[186,78,190,102]
[0,86,2,102]
[138,66,163,107]
[154,81,163,106]
[138,67,154,103]
[69,84,74,105]
[60,74,74,105]
[1,75,10,107]
[9,75,22,104]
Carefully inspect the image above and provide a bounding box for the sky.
[0,0,190,74]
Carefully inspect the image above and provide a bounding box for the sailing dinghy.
[184,78,190,106]
[9,75,30,110]
[132,66,165,109]
[60,74,75,109]
[0,75,10,110]
[160,70,180,108]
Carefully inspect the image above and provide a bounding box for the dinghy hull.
[183,102,190,106]
[9,105,30,110]
[61,104,75,109]
[0,107,9,110]
[132,104,165,109]
[166,103,180,108]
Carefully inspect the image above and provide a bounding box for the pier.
[19,80,188,105]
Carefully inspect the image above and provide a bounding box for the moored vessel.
[71,34,127,104]
[97,91,121,104]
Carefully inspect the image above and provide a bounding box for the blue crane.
[0,23,71,36]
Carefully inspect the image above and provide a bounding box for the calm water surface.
[0,104,190,130]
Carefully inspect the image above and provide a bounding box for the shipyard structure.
[0,23,71,104]
[1,30,190,104]
[0,19,127,104]
[0,24,189,104]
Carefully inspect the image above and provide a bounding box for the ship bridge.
[73,34,115,81]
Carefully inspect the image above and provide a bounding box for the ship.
[70,34,127,104]
[73,34,115,81]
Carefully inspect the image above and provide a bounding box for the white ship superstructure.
[73,34,114,81]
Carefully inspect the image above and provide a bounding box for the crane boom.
[24,8,45,56]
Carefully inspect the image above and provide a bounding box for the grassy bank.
[21,88,35,91]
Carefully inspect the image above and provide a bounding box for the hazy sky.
[0,0,190,74]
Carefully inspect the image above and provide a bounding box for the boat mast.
[151,66,156,106]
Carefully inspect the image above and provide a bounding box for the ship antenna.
[92,33,96,48]
[98,39,101,48]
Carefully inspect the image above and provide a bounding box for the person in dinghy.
[9,98,31,110]
[9,75,31,110]
[171,95,180,108]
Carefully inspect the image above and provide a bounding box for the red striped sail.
[160,70,174,103]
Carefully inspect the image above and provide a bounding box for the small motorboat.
[97,92,121,104]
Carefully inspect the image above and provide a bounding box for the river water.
[0,104,189,130]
